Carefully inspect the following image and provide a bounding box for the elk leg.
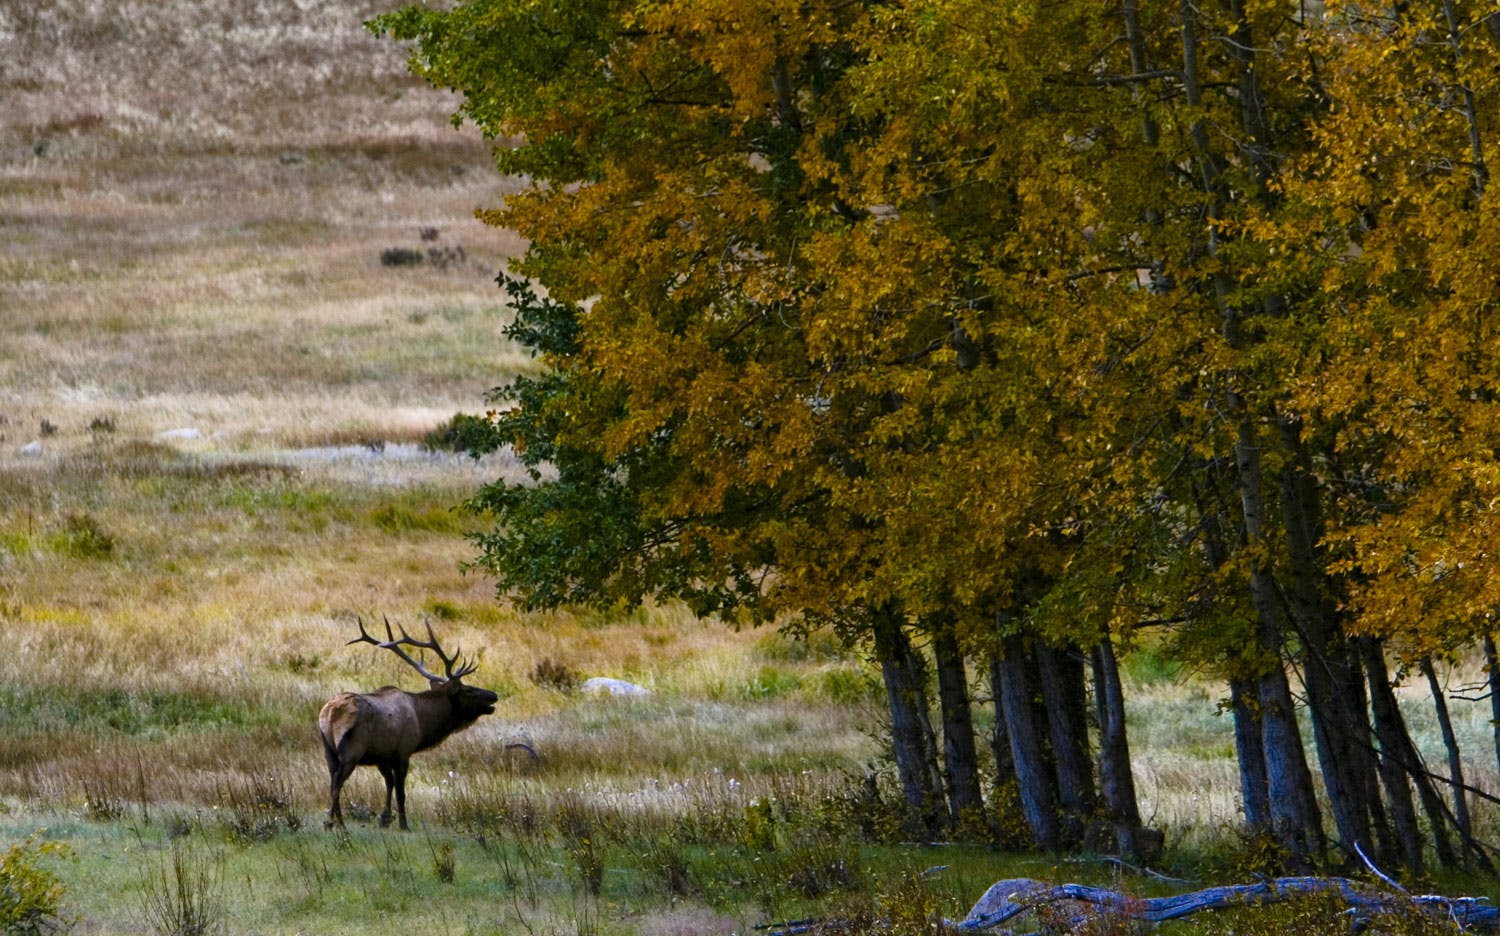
[393,762,410,830]
[324,742,357,829]
[377,765,397,827]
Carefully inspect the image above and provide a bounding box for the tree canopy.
[374,0,1500,869]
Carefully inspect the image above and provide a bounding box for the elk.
[319,616,498,830]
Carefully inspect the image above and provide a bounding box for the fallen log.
[758,876,1500,935]
[954,876,1500,933]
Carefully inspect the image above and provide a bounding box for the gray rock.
[581,677,650,697]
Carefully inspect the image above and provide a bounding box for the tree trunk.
[1361,637,1425,875]
[1036,643,1095,846]
[1180,0,1322,862]
[1277,415,1379,865]
[997,633,1061,851]
[933,622,984,829]
[1421,656,1488,870]
[1092,636,1148,858]
[1485,636,1500,783]
[1236,419,1324,862]
[1229,676,1272,833]
[1367,647,1456,870]
[1194,470,1272,838]
[988,654,1017,788]
[873,606,943,839]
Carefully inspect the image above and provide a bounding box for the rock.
[157,427,201,441]
[19,440,42,456]
[581,677,650,697]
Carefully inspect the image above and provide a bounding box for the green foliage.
[0,834,72,935]
[1186,890,1460,936]
[739,798,778,853]
[51,512,113,560]
[369,500,462,535]
[0,686,280,738]
[0,531,33,559]
[422,412,497,456]
[427,841,456,884]
[741,667,803,701]
[1120,645,1182,688]
[422,598,463,621]
[815,667,880,706]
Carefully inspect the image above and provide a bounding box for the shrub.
[423,412,497,455]
[530,657,580,693]
[216,774,301,844]
[139,842,223,936]
[0,833,73,935]
[379,247,423,267]
[428,841,456,884]
[52,512,114,560]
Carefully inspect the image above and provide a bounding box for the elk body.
[319,617,497,830]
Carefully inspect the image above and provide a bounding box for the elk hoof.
[379,814,393,828]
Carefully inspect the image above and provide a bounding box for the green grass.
[0,807,1088,935]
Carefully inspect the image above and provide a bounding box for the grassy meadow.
[5,2,1500,933]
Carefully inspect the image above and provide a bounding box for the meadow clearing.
[4,2,1500,934]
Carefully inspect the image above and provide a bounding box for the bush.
[423,412,497,456]
[530,657,580,693]
[379,247,423,267]
[216,774,301,844]
[139,842,223,936]
[0,833,73,935]
[52,512,114,560]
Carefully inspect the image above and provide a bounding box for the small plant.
[633,830,695,898]
[82,778,127,822]
[422,412,495,454]
[783,838,859,899]
[379,247,423,267]
[556,797,604,897]
[87,415,116,434]
[740,797,778,852]
[216,774,300,843]
[1193,891,1359,936]
[0,834,73,935]
[876,870,945,936]
[139,841,224,936]
[572,835,604,898]
[425,244,466,270]
[530,657,581,693]
[53,512,114,560]
[428,839,456,884]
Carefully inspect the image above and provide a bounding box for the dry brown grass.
[2,0,532,454]
[0,0,887,831]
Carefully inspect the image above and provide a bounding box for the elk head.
[345,614,498,723]
[318,616,498,830]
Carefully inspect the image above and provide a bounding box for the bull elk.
[319,616,498,830]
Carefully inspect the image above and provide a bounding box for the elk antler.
[348,615,479,683]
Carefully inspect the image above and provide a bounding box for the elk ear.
[428,677,447,691]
